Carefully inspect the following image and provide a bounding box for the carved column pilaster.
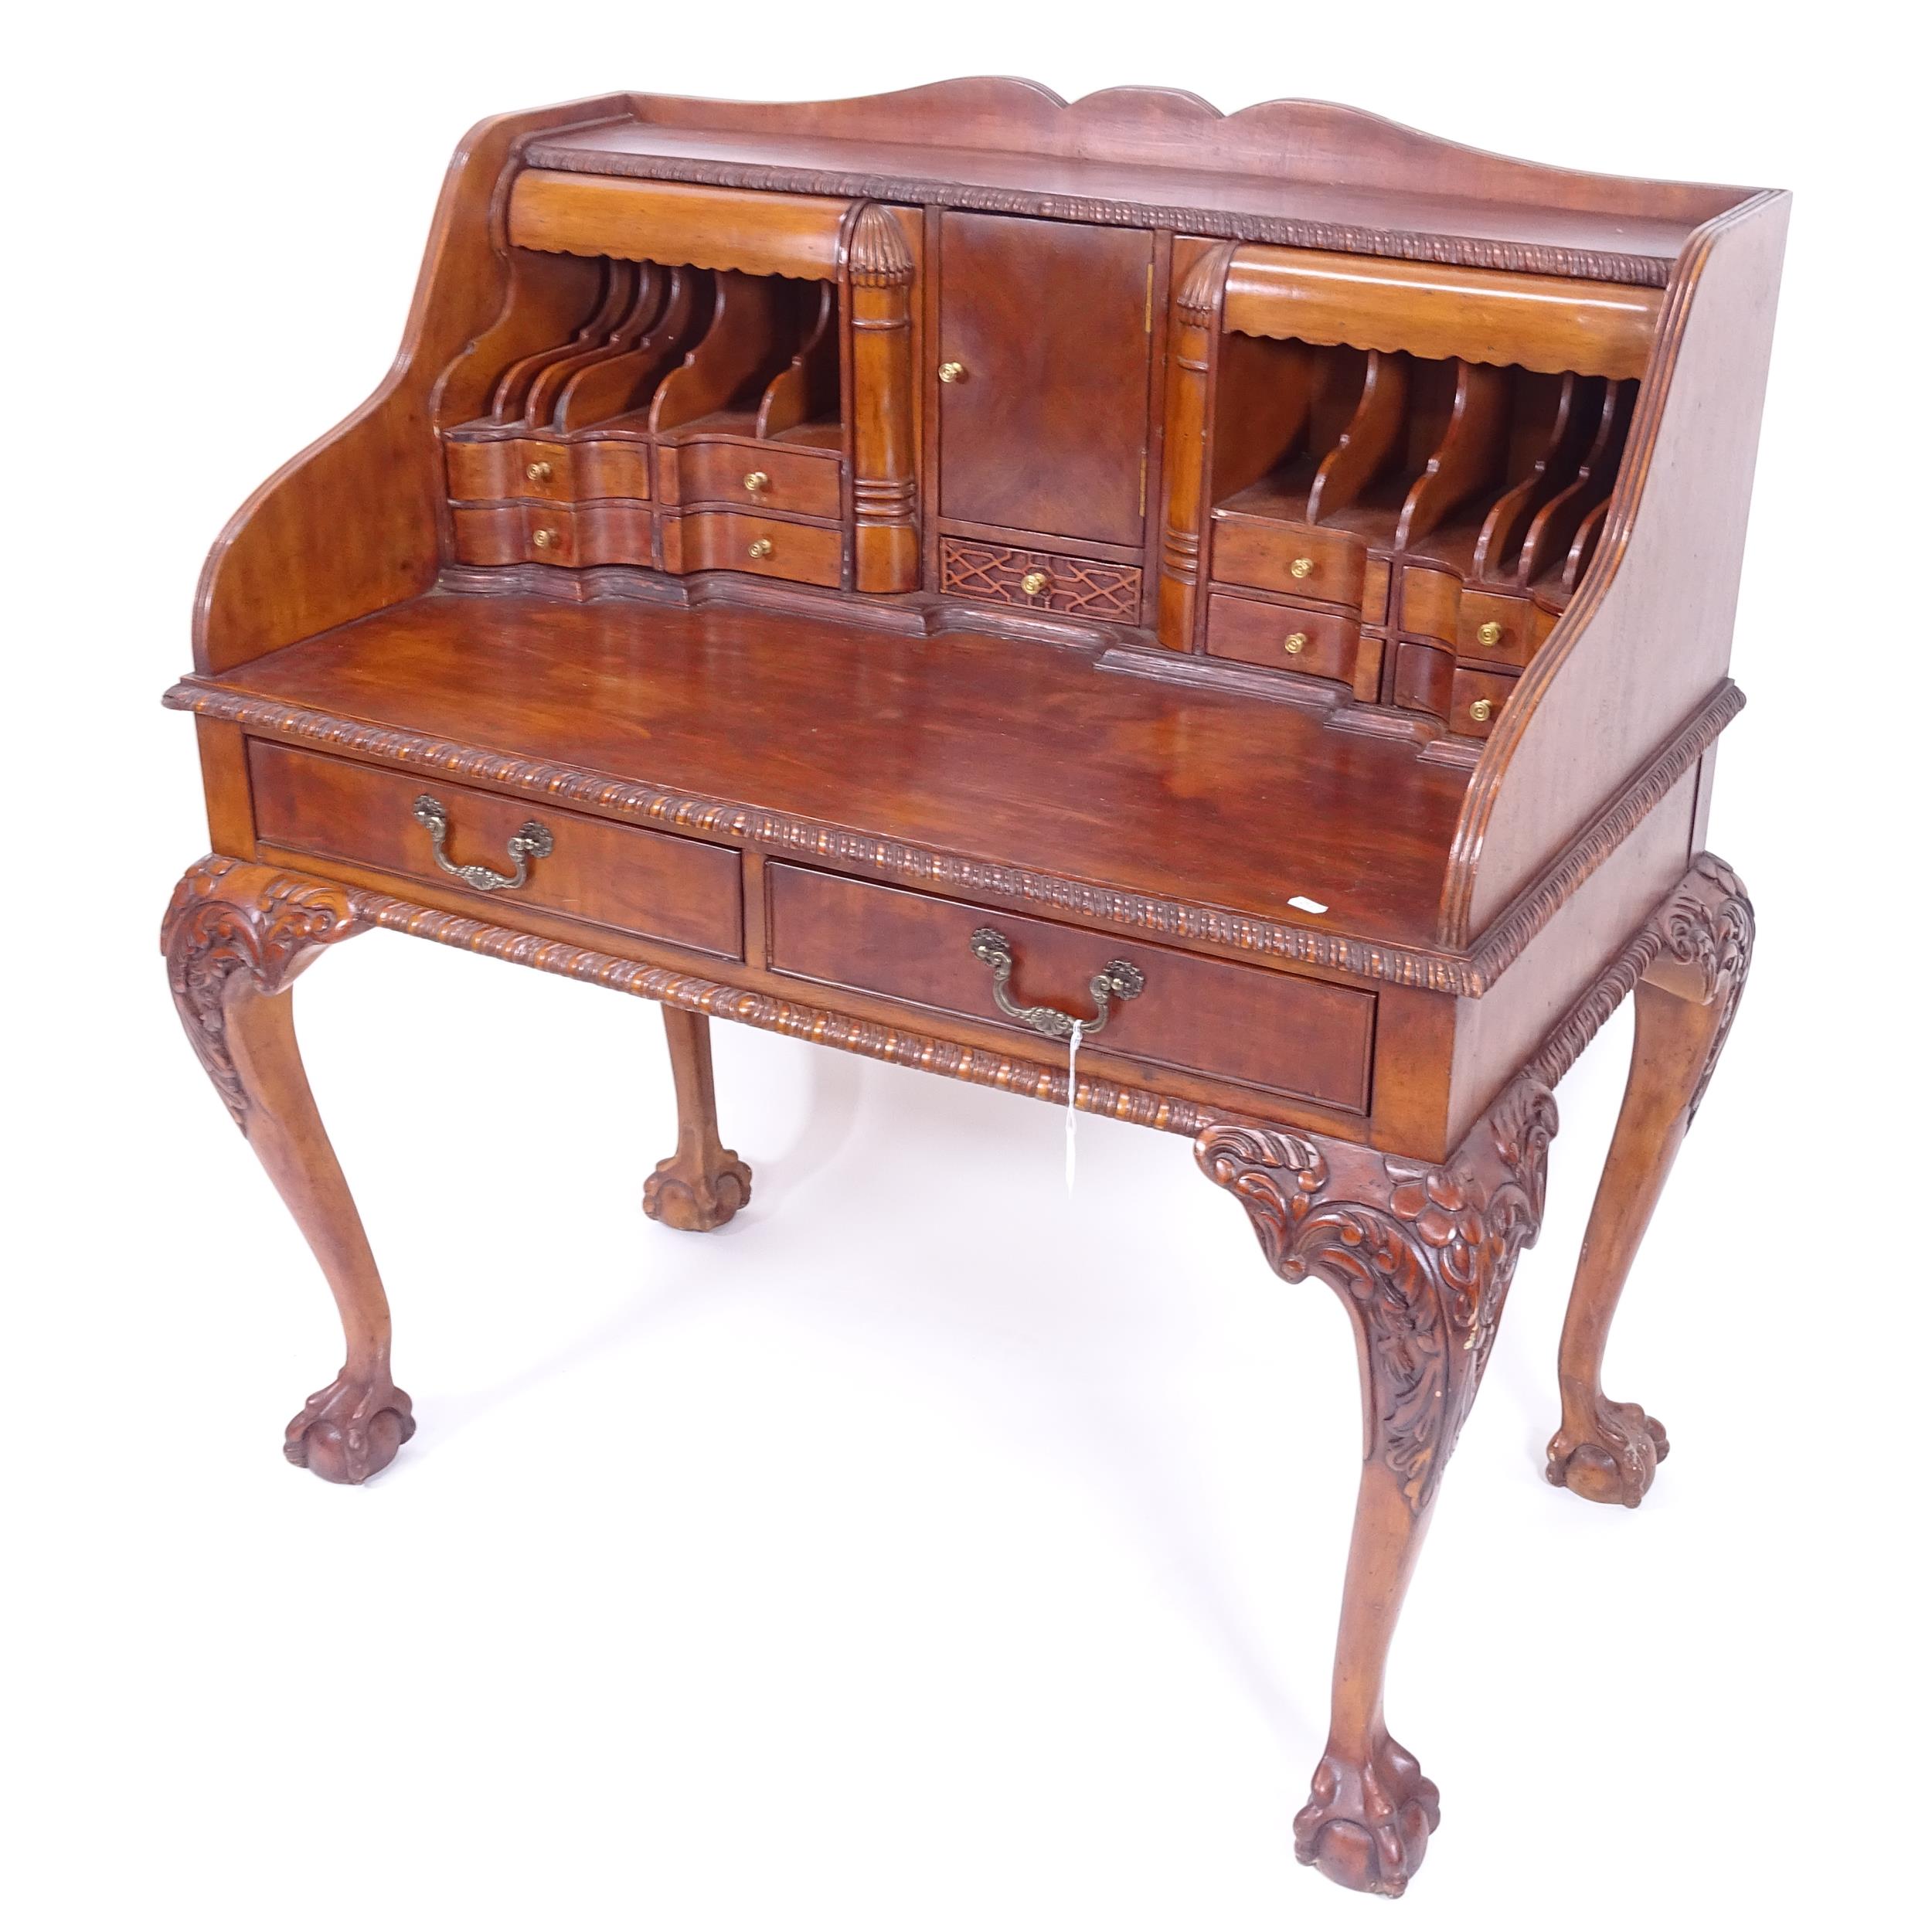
[845,203,919,594]
[1155,245,1230,651]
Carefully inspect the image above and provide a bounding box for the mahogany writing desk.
[162,82,1783,1897]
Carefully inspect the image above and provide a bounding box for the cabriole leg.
[163,856,413,1485]
[1546,858,1753,1506]
[1199,1079,1556,1896]
[642,1005,752,1232]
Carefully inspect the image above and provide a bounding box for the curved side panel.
[191,94,631,675]
[1436,190,1789,947]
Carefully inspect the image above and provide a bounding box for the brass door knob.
[1284,631,1308,655]
[1289,556,1314,580]
[1476,620,1504,648]
[743,470,770,495]
[747,538,774,560]
[1020,569,1049,597]
[531,527,557,549]
[525,461,553,484]
[938,361,967,384]
[1469,698,1494,723]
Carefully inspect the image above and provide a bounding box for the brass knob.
[1469,698,1494,723]
[938,361,967,384]
[1290,556,1314,580]
[1020,569,1049,597]
[531,527,557,549]
[747,538,774,560]
[524,461,553,484]
[1476,620,1504,648]
[743,470,770,495]
[1284,631,1308,655]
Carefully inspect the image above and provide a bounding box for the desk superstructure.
[163,82,1782,1897]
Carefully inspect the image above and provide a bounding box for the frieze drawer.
[248,740,744,960]
[765,864,1374,1111]
[940,539,1144,624]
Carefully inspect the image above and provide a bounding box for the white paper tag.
[1065,1020,1083,1195]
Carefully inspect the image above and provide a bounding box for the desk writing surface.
[199,593,1470,950]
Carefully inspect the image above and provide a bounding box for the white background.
[7,5,1924,1926]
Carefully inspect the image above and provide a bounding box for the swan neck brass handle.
[411,794,553,893]
[968,927,1145,1041]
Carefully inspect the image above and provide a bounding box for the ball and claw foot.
[284,1371,417,1485]
[1546,1399,1670,1508]
[1294,1736,1441,1897]
[641,1151,753,1232]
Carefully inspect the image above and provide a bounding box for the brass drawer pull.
[938,360,967,383]
[747,537,775,560]
[1020,569,1049,597]
[743,469,770,495]
[525,461,553,484]
[968,926,1145,1041]
[411,794,554,893]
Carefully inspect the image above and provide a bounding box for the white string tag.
[1064,1020,1082,1195]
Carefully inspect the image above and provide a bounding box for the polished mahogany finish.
[162,81,1785,1900]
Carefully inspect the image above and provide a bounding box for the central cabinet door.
[937,213,1154,548]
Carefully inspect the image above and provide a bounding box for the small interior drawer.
[452,502,653,568]
[765,865,1375,1112]
[1361,555,1392,625]
[666,440,842,519]
[1397,564,1461,644]
[249,741,743,959]
[1391,639,1454,717]
[1209,518,1366,607]
[659,509,844,586]
[1456,590,1548,669]
[1206,592,1359,684]
[1449,665,1518,738]
[447,436,651,505]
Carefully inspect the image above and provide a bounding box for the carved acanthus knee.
[1649,853,1755,1119]
[1200,1077,1557,1511]
[164,855,368,1130]
[1197,1077,1557,1895]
